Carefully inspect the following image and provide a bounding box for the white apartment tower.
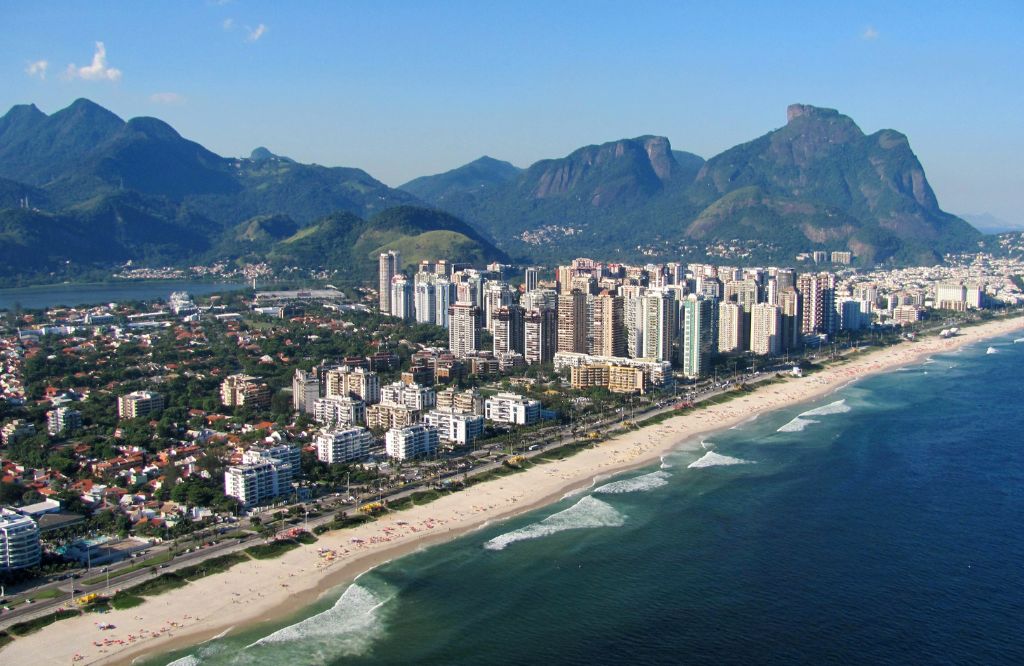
[449,302,482,357]
[750,303,782,356]
[379,250,401,313]
[718,301,747,353]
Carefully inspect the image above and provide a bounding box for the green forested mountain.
[399,156,521,204]
[0,98,984,280]
[407,105,980,264]
[0,99,482,282]
[269,206,508,281]
[0,98,416,223]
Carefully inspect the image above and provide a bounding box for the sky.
[1,1,1022,223]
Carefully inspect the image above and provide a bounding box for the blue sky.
[2,1,1022,222]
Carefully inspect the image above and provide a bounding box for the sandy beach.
[4,315,1023,666]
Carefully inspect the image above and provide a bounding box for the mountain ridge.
[0,98,984,276]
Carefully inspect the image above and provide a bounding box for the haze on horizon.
[1,1,1021,225]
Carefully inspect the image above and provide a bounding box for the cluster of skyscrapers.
[381,253,869,382]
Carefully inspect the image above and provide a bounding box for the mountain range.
[0,99,506,284]
[0,98,982,284]
[400,104,980,265]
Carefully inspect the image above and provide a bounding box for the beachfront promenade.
[3,314,1023,665]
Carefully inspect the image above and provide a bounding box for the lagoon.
[0,281,248,311]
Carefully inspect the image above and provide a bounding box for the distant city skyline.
[1,1,1021,223]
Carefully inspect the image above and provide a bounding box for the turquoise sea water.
[157,335,1024,665]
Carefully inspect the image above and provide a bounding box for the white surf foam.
[594,471,671,494]
[687,451,754,468]
[799,399,852,417]
[1014,338,1024,344]
[248,583,391,656]
[483,496,625,551]
[777,416,818,432]
[166,657,199,666]
[660,455,672,469]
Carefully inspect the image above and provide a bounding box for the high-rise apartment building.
[718,301,747,353]
[522,288,558,312]
[590,292,625,357]
[798,272,836,336]
[414,273,437,325]
[292,368,320,414]
[642,290,675,362]
[391,275,414,321]
[524,266,541,292]
[449,302,482,358]
[483,281,513,332]
[681,295,712,379]
[557,289,588,354]
[378,250,401,313]
[524,308,558,365]
[778,288,802,351]
[750,303,782,355]
[493,305,525,355]
[434,277,454,328]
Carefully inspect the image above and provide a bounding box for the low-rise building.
[225,444,299,507]
[366,403,419,430]
[313,396,366,428]
[485,392,541,425]
[1,418,36,446]
[423,408,484,446]
[385,424,439,461]
[220,374,271,410]
[553,352,672,387]
[315,427,374,464]
[117,390,164,419]
[47,406,82,436]
[0,508,42,571]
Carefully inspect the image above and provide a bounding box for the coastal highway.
[0,531,263,631]
[0,351,839,632]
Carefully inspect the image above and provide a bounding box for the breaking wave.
[166,658,200,666]
[688,451,754,468]
[247,583,392,658]
[594,471,671,494]
[777,417,818,432]
[799,399,852,417]
[483,496,625,551]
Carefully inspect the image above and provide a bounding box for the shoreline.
[4,315,1023,665]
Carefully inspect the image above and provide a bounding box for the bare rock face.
[787,103,818,122]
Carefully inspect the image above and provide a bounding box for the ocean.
[156,335,1024,665]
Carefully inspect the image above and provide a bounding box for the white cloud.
[65,42,122,82]
[222,18,234,30]
[862,25,880,41]
[25,60,48,79]
[149,92,185,105]
[246,23,267,42]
